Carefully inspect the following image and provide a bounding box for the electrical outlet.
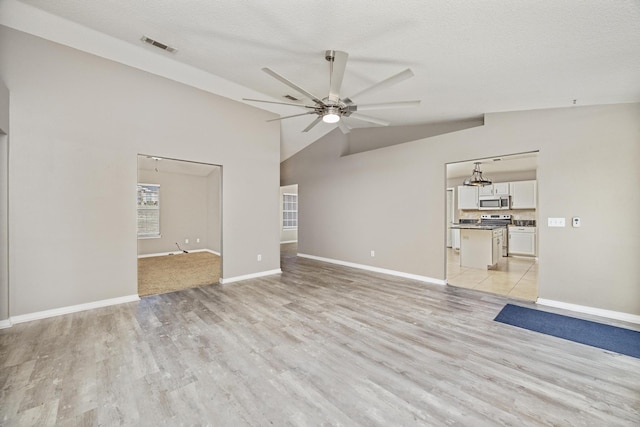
[196,238,200,243]
[257,254,262,262]
[370,250,375,257]
[185,238,189,244]
[572,217,581,227]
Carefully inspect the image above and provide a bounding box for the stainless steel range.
[480,214,512,256]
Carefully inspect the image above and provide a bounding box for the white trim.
[220,269,282,284]
[297,253,446,286]
[200,249,221,256]
[138,248,221,258]
[138,251,181,258]
[280,240,298,244]
[536,298,640,325]
[0,318,12,329]
[9,295,140,326]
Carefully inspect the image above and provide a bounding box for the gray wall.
[282,103,640,316]
[137,168,220,256]
[347,119,483,155]
[0,26,280,316]
[0,78,8,322]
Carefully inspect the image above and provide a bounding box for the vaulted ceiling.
[6,0,640,161]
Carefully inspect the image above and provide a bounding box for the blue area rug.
[494,304,640,358]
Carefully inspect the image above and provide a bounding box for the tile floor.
[446,248,538,301]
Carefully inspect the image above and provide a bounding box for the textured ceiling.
[11,0,640,160]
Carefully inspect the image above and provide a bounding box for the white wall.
[0,78,8,322]
[137,167,220,256]
[0,26,280,316]
[280,184,298,243]
[282,103,640,317]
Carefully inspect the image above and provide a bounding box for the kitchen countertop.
[451,224,505,230]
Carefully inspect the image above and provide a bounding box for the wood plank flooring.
[1,244,639,426]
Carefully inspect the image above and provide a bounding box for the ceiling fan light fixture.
[246,50,418,133]
[322,107,341,123]
[463,162,492,186]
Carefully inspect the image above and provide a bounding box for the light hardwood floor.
[447,248,538,301]
[1,243,638,426]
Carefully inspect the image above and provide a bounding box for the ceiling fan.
[243,50,420,133]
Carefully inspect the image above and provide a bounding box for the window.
[137,183,160,238]
[282,193,298,229]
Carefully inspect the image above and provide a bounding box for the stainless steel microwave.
[478,196,510,210]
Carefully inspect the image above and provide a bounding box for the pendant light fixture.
[463,162,492,186]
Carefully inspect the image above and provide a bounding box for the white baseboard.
[536,298,640,325]
[197,249,221,256]
[138,251,181,258]
[280,240,298,244]
[297,253,446,286]
[0,318,12,329]
[9,294,140,326]
[220,269,282,284]
[138,248,220,258]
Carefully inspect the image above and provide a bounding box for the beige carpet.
[138,251,220,297]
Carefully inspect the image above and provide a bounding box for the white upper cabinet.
[478,182,510,197]
[457,186,479,209]
[510,180,537,209]
[493,182,510,196]
[478,185,494,197]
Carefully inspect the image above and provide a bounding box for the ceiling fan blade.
[262,67,325,105]
[266,111,317,122]
[337,120,352,134]
[327,50,348,103]
[243,98,315,109]
[349,113,390,126]
[349,68,414,100]
[302,116,323,132]
[356,100,421,111]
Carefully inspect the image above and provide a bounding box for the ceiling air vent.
[141,35,177,53]
[284,95,299,101]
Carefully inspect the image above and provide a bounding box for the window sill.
[138,235,162,240]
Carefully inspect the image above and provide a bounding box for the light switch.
[548,217,565,227]
[572,217,581,227]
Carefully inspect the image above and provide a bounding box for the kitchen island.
[451,224,503,269]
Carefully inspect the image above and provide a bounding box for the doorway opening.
[136,155,222,296]
[279,184,298,264]
[0,132,8,324]
[445,152,539,301]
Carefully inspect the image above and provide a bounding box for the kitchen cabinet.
[508,226,536,256]
[478,185,494,197]
[510,180,537,209]
[460,228,501,269]
[493,182,510,196]
[457,186,478,209]
[478,183,510,197]
[452,228,460,250]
